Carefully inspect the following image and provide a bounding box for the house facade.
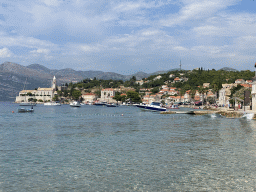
[100,88,115,102]
[82,93,97,103]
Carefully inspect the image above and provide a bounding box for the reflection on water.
[0,102,256,191]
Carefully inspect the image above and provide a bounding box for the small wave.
[241,113,254,120]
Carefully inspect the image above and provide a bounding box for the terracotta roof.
[241,84,252,88]
[102,88,114,91]
[83,93,95,95]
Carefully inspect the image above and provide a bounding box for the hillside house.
[135,80,144,85]
[203,83,210,88]
[235,79,245,84]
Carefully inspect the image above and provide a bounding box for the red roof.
[83,93,95,95]
[102,88,114,91]
[241,84,252,88]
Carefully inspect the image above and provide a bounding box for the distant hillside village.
[15,65,256,110]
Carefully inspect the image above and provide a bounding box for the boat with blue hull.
[137,102,166,111]
[94,101,107,106]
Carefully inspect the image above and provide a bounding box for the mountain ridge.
[0,61,239,101]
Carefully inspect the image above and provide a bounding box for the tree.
[72,89,81,100]
[28,98,33,102]
[27,92,33,96]
[53,95,59,101]
[113,92,121,102]
[151,87,159,94]
[126,91,141,103]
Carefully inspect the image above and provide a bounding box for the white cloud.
[193,25,222,36]
[160,0,238,27]
[0,35,57,49]
[0,48,12,58]
[41,0,62,7]
[80,45,102,52]
[30,49,51,54]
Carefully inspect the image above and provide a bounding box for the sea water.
[0,102,256,191]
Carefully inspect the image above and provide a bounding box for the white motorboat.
[44,102,61,106]
[137,102,166,111]
[70,101,81,107]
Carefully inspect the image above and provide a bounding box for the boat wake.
[241,113,254,120]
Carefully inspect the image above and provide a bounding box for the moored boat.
[106,103,118,107]
[70,101,81,107]
[167,104,179,109]
[44,102,61,106]
[19,102,36,106]
[137,102,166,111]
[18,107,34,113]
[94,101,107,106]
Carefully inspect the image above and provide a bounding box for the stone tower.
[52,76,57,91]
[251,63,256,111]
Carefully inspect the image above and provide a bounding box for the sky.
[0,0,256,74]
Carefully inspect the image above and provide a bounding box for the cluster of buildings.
[15,72,256,111]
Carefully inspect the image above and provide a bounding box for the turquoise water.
[1,102,256,191]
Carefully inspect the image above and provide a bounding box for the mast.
[179,60,181,71]
[255,62,256,77]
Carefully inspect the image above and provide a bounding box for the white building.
[153,75,162,80]
[101,88,115,102]
[82,93,97,103]
[16,76,57,103]
[252,77,256,111]
[135,80,144,85]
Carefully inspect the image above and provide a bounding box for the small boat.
[106,103,118,107]
[167,105,179,109]
[70,101,81,107]
[19,102,36,106]
[44,102,61,106]
[18,107,34,113]
[94,101,107,106]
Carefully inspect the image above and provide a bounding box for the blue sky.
[0,0,256,74]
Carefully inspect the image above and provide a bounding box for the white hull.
[44,102,61,106]
[70,101,81,107]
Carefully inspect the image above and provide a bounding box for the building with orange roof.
[241,84,252,88]
[246,80,253,84]
[173,77,181,83]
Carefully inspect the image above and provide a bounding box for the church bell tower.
[52,76,57,91]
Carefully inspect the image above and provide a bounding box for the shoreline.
[162,105,256,119]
